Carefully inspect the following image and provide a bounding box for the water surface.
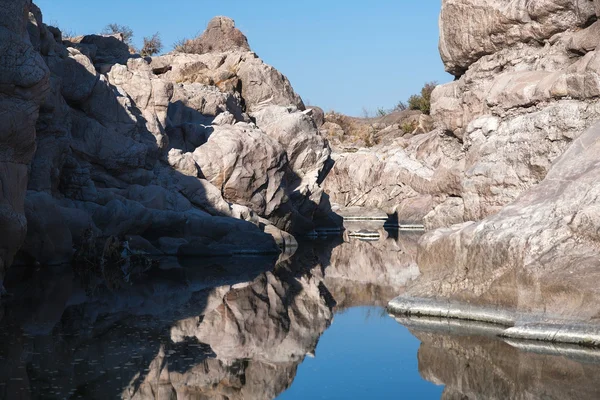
[1,230,600,399]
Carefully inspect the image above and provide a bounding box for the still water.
[1,230,600,399]
[279,306,443,399]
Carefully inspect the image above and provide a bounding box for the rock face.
[394,0,600,327]
[323,129,463,225]
[427,0,600,224]
[0,0,50,290]
[439,0,596,76]
[331,1,600,234]
[409,122,600,322]
[0,4,332,287]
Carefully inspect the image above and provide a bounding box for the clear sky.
[36,0,451,117]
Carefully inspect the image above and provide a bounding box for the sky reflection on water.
[279,306,443,400]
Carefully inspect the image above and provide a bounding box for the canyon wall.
[0,2,333,291]
[403,0,600,322]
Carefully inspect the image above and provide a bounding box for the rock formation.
[0,0,50,293]
[393,0,600,329]
[0,3,332,292]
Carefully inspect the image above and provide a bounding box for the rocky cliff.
[394,0,600,327]
[0,1,332,292]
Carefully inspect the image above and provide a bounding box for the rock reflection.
[407,321,600,400]
[321,229,421,309]
[0,228,424,399]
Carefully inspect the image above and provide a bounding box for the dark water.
[2,230,600,399]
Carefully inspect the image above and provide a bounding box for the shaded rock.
[0,0,50,284]
[22,191,73,265]
[306,106,325,127]
[73,33,131,65]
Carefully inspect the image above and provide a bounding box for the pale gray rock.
[410,121,600,322]
[425,6,600,223]
[152,51,305,112]
[439,0,596,76]
[323,130,464,224]
[193,123,288,220]
[251,105,331,179]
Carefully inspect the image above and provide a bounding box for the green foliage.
[102,23,134,45]
[401,121,416,134]
[376,107,388,117]
[405,81,438,115]
[141,33,163,57]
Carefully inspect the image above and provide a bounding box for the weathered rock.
[306,106,325,127]
[151,51,305,112]
[408,121,600,323]
[323,130,464,224]
[0,0,50,287]
[192,123,289,220]
[424,1,600,224]
[21,191,73,265]
[251,105,331,181]
[178,16,251,55]
[439,0,596,76]
[1,1,334,284]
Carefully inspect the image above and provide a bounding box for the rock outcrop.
[0,5,332,290]
[0,0,50,292]
[392,0,600,330]
[428,0,600,223]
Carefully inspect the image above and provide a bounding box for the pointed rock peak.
[195,15,251,54]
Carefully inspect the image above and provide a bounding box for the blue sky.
[36,0,451,116]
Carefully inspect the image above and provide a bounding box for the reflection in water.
[408,320,600,400]
[1,230,599,399]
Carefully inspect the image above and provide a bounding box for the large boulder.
[439,0,596,76]
[151,52,305,112]
[192,123,289,221]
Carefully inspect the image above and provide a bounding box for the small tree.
[102,23,134,45]
[406,81,438,115]
[141,33,163,57]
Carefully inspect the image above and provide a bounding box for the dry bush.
[325,111,377,147]
[102,23,134,45]
[173,37,203,54]
[141,32,163,57]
